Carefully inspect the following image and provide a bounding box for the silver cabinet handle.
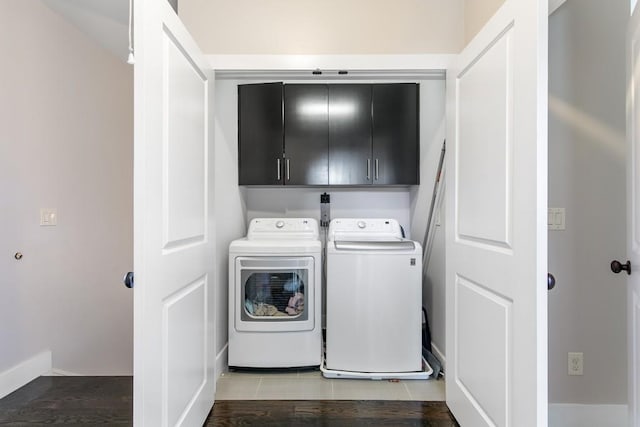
[277,158,281,181]
[375,159,379,180]
[366,159,371,180]
[286,158,290,181]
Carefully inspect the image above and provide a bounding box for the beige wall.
[463,0,505,44]
[0,0,133,375]
[180,0,465,54]
[180,0,518,55]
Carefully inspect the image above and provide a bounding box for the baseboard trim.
[44,369,82,377]
[0,350,52,399]
[431,343,446,372]
[549,403,627,427]
[215,344,228,383]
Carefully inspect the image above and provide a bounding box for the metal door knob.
[548,273,556,290]
[123,272,134,288]
[611,260,631,275]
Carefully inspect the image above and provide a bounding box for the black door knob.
[548,273,556,291]
[123,272,134,288]
[610,260,631,275]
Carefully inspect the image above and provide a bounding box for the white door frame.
[627,3,640,424]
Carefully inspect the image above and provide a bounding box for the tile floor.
[215,369,445,401]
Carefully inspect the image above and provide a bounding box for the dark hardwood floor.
[207,400,460,426]
[0,376,133,426]
[0,377,459,426]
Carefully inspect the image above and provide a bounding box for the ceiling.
[43,0,129,62]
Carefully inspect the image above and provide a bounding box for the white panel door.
[627,4,640,425]
[445,0,547,426]
[133,0,216,425]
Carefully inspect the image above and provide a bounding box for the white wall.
[548,0,627,405]
[246,189,412,233]
[179,0,465,55]
[0,0,133,375]
[212,78,248,366]
[409,80,447,360]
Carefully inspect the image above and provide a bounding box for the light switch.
[548,208,565,230]
[40,208,57,226]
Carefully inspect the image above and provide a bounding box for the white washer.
[323,218,431,379]
[228,218,322,368]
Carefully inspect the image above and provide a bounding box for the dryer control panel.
[247,218,319,240]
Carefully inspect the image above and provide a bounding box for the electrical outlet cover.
[568,352,583,376]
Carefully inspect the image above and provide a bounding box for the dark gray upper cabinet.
[238,83,419,186]
[284,84,329,185]
[372,84,419,185]
[238,82,284,185]
[328,85,372,185]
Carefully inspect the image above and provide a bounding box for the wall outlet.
[568,352,583,376]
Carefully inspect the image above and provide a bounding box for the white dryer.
[228,218,322,368]
[323,218,430,379]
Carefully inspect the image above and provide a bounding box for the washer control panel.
[328,218,404,241]
[247,218,319,240]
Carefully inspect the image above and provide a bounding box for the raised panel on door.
[284,84,329,185]
[372,83,419,185]
[328,84,372,185]
[238,82,284,185]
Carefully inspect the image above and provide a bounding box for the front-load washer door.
[234,257,315,332]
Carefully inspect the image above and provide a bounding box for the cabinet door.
[328,84,372,185]
[372,84,419,185]
[238,82,284,185]
[284,84,329,185]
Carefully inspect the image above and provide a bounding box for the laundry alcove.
[2,1,550,426]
